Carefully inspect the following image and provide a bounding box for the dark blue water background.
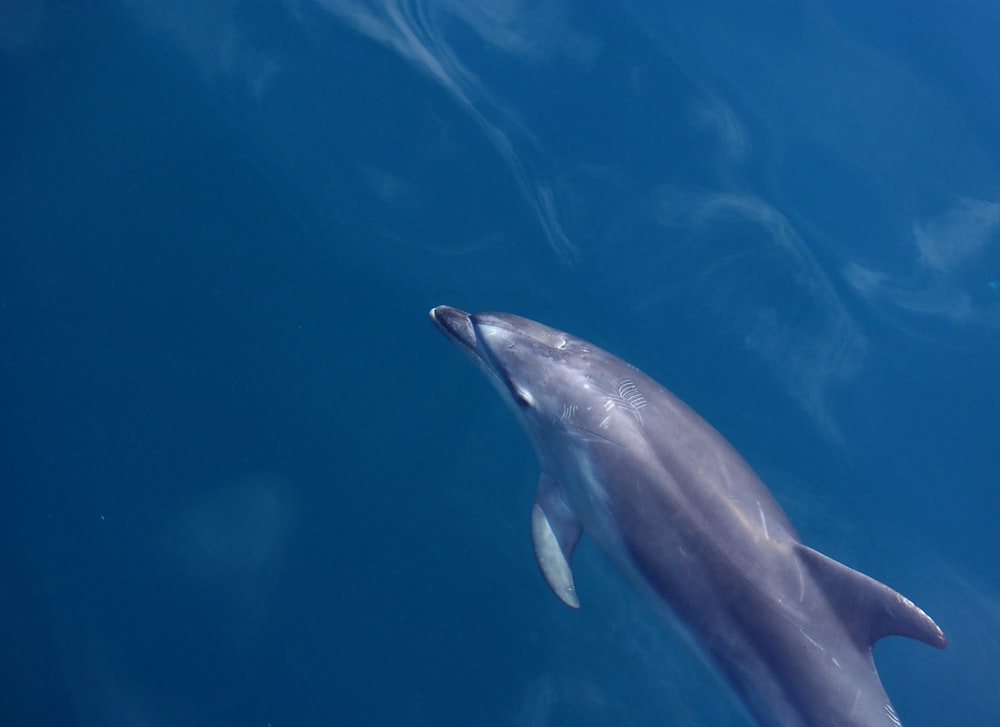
[2,2,998,725]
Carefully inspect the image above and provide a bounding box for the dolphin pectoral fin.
[795,543,947,649]
[531,474,583,609]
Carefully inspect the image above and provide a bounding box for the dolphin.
[429,306,946,727]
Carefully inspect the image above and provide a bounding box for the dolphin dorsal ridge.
[531,474,583,609]
[794,543,948,650]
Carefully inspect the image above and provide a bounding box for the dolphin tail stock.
[794,543,947,650]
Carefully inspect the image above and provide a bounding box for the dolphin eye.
[513,387,535,409]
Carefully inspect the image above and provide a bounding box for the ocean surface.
[2,2,998,725]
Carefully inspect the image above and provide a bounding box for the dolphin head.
[430,306,628,460]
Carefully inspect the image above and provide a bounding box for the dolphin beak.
[429,306,477,354]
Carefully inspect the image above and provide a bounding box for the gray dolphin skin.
[430,306,946,727]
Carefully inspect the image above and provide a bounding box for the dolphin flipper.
[531,474,583,608]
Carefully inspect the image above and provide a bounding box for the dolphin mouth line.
[430,305,503,367]
[430,305,520,399]
[429,306,477,353]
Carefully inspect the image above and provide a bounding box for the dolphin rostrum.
[430,306,946,727]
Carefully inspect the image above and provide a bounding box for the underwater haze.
[2,1,998,725]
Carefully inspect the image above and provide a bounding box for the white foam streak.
[843,197,1000,332]
[914,198,1000,274]
[319,0,587,263]
[639,189,868,440]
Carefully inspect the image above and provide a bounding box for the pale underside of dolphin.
[430,306,946,727]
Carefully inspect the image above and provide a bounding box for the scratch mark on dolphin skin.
[883,703,902,726]
[617,379,647,409]
[757,500,770,540]
[616,378,647,425]
[851,690,862,715]
[795,558,805,602]
[799,628,825,652]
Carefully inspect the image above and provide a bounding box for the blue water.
[2,2,998,725]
